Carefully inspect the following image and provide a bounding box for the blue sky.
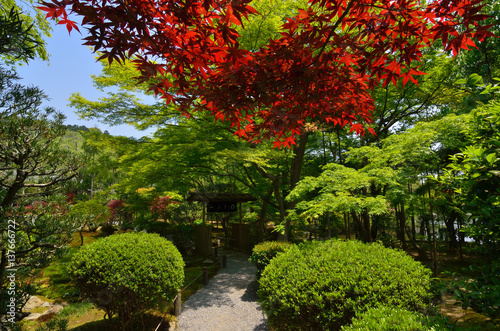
[16,20,154,138]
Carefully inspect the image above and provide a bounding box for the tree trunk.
[79,226,85,246]
[371,215,382,241]
[411,214,416,241]
[254,133,309,242]
[90,173,94,200]
[0,247,7,292]
[362,210,372,243]
[397,203,407,250]
[458,216,464,262]
[428,181,438,277]
[254,165,287,241]
[444,210,458,250]
[256,190,272,242]
[0,172,26,209]
[352,211,371,243]
[405,225,429,260]
[326,211,331,239]
[344,212,350,240]
[351,212,362,240]
[276,190,287,242]
[283,133,310,241]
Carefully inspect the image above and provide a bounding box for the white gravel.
[175,251,268,331]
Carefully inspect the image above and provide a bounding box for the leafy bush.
[68,232,184,330]
[258,240,433,331]
[69,199,110,231]
[450,259,500,322]
[150,196,180,221]
[249,241,294,277]
[172,225,195,255]
[34,318,69,331]
[341,306,447,331]
[99,223,116,236]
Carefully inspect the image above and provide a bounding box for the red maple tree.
[39,0,494,147]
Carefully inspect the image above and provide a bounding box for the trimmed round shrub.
[68,232,184,330]
[258,240,433,331]
[249,241,294,277]
[341,306,447,331]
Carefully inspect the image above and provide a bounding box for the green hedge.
[68,232,184,330]
[258,240,433,331]
[249,241,294,277]
[341,306,447,331]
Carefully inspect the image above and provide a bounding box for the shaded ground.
[175,251,268,331]
[439,294,490,325]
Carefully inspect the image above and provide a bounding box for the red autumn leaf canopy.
[39,0,494,147]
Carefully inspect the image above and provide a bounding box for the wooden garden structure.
[186,192,257,256]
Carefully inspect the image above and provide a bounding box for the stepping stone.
[46,304,65,315]
[24,296,44,311]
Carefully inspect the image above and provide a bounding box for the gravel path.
[175,251,268,331]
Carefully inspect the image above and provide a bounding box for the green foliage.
[0,68,81,209]
[0,36,81,324]
[68,232,184,330]
[171,224,195,255]
[56,302,94,319]
[440,99,500,257]
[66,124,91,132]
[99,223,116,236]
[0,6,39,63]
[456,1,500,89]
[236,0,308,51]
[341,306,448,331]
[124,188,182,226]
[249,241,294,277]
[435,93,500,324]
[35,318,69,331]
[289,112,472,244]
[289,161,393,242]
[69,200,110,229]
[0,0,51,64]
[258,240,433,331]
[69,59,171,130]
[449,260,500,322]
[78,128,126,199]
[289,163,392,218]
[2,196,78,276]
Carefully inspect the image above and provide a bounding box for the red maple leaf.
[57,19,80,34]
[38,0,496,147]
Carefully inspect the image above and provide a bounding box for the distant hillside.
[66,124,91,132]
